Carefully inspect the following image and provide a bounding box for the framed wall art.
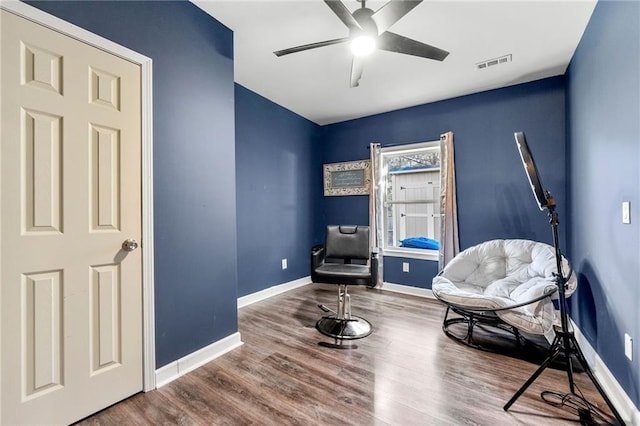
[323,160,371,196]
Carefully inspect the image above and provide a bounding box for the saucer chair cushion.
[432,239,576,341]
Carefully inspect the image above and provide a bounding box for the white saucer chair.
[432,239,576,350]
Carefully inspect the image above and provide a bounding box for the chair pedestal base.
[316,284,372,349]
[316,316,372,340]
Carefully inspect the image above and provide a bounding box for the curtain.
[439,131,460,268]
[369,143,384,287]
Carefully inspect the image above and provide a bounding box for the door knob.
[122,239,139,252]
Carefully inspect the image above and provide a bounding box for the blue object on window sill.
[399,237,440,250]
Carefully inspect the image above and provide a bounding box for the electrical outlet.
[402,262,410,273]
[622,201,631,224]
[625,333,633,361]
[281,258,287,270]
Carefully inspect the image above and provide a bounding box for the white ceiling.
[193,0,597,125]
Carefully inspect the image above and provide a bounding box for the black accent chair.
[311,225,378,348]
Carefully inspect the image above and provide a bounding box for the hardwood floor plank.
[76,283,619,425]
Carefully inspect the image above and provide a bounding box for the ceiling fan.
[274,0,449,88]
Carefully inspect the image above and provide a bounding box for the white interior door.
[1,9,143,425]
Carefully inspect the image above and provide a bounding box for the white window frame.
[380,141,441,261]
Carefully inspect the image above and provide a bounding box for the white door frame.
[0,1,156,391]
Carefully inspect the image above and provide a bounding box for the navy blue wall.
[321,77,567,288]
[383,257,439,288]
[28,1,239,368]
[235,85,323,297]
[566,0,639,410]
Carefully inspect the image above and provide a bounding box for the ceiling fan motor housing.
[352,7,378,37]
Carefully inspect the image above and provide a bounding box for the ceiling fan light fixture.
[273,0,448,86]
[350,35,376,56]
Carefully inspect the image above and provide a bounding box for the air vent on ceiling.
[476,54,512,70]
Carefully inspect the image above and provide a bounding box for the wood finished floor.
[78,284,618,425]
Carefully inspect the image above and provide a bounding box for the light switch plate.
[402,262,410,273]
[622,201,631,224]
[625,333,633,361]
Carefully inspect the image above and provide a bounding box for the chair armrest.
[369,251,379,287]
[311,245,325,270]
[310,245,326,283]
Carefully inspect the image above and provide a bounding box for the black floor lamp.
[503,132,625,425]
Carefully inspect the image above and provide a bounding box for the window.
[380,141,441,260]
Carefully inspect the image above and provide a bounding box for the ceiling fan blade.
[377,31,449,61]
[350,55,364,88]
[274,37,349,57]
[324,0,361,31]
[371,0,423,35]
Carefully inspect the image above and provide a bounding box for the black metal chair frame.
[434,286,558,352]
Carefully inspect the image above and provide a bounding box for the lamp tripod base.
[504,328,625,425]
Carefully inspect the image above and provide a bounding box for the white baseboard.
[155,332,243,388]
[380,282,436,299]
[238,276,311,309]
[571,320,640,425]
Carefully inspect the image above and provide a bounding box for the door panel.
[23,270,64,399]
[1,10,143,425]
